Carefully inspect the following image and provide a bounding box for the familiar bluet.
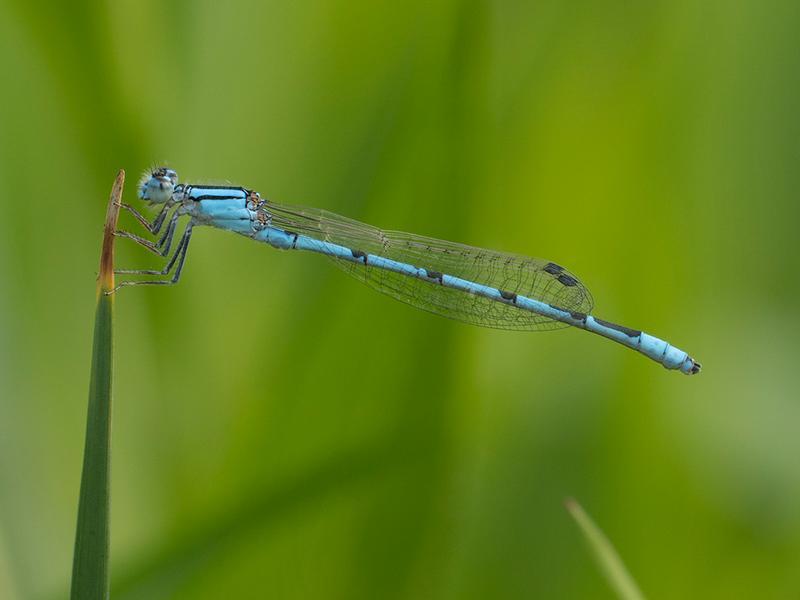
[113,167,701,375]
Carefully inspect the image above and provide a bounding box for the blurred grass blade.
[71,170,124,600]
[565,498,646,600]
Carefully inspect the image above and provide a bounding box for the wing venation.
[265,202,594,331]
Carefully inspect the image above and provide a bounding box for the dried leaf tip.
[98,170,125,295]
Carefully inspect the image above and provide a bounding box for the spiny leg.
[119,202,171,234]
[107,224,194,294]
[114,230,164,256]
[115,222,192,277]
[114,208,180,257]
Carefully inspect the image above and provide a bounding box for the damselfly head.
[139,167,178,204]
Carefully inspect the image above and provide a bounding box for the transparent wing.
[265,202,594,331]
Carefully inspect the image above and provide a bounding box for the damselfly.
[112,167,701,375]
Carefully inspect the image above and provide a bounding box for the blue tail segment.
[252,225,701,375]
[582,316,701,375]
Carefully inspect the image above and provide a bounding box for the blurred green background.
[1,0,798,598]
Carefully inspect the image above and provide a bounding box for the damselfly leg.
[114,206,181,257]
[119,202,170,234]
[106,224,194,294]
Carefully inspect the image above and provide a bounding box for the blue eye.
[138,167,178,203]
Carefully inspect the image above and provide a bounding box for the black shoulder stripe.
[192,194,242,201]
[190,185,248,191]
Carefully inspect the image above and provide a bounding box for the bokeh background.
[1,0,798,598]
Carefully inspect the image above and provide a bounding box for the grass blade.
[565,498,646,600]
[70,170,124,600]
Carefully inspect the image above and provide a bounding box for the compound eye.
[139,167,176,203]
[151,166,178,183]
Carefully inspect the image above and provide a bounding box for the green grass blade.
[71,170,124,600]
[565,498,646,600]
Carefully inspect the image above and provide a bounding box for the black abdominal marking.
[594,318,641,338]
[426,270,444,282]
[499,290,518,302]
